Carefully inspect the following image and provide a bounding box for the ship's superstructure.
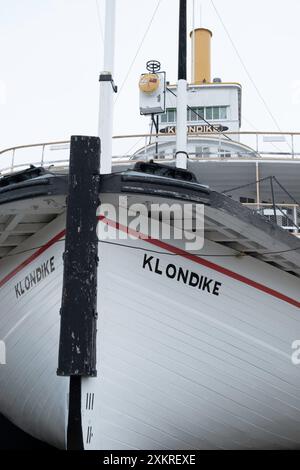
[134,27,300,238]
[137,27,242,161]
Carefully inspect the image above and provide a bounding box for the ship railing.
[114,131,300,160]
[243,203,300,234]
[1,131,300,175]
[0,141,70,175]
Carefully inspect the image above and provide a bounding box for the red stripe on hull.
[0,215,299,309]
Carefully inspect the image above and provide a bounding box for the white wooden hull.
[0,207,300,449]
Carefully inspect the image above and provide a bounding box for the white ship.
[0,1,300,450]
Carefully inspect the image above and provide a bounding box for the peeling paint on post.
[57,136,100,378]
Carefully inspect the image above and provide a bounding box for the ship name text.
[142,254,222,296]
[160,124,229,134]
[14,256,55,299]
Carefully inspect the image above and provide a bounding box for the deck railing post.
[41,144,45,167]
[256,162,260,210]
[11,149,15,172]
[294,205,298,233]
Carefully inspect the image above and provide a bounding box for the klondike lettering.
[14,256,56,299]
[142,254,222,296]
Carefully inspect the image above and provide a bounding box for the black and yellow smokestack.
[190,28,213,84]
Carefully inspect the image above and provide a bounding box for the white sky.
[1,0,300,153]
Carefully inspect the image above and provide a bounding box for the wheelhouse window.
[206,107,213,120]
[190,106,227,121]
[188,107,205,121]
[160,108,176,123]
[161,106,228,123]
[219,106,227,119]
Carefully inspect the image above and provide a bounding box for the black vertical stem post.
[57,135,100,377]
[57,136,100,449]
[178,0,187,81]
[67,376,84,450]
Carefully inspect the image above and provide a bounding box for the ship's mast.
[176,0,188,169]
[98,0,117,175]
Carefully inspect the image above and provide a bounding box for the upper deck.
[0,131,299,238]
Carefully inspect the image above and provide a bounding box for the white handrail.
[1,131,300,176]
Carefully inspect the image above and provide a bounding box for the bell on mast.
[139,60,166,116]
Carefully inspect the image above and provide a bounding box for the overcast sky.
[1,0,300,155]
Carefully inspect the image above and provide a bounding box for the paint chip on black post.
[57,136,100,377]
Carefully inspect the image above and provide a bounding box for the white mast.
[176,0,188,170]
[98,0,116,175]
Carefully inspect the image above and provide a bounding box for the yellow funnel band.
[190,28,213,84]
